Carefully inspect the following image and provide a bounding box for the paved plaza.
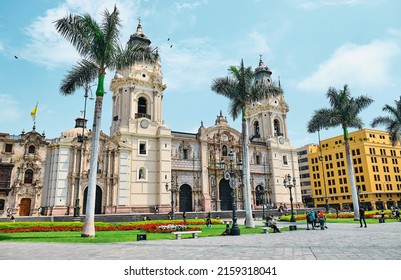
[0,221,400,260]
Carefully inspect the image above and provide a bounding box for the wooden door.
[19,198,31,216]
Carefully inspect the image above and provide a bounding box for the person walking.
[182,211,187,225]
[309,210,316,230]
[306,211,313,230]
[318,210,328,229]
[359,206,367,228]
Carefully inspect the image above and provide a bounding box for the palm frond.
[307,108,340,133]
[60,60,99,95]
[101,5,121,65]
[211,77,238,99]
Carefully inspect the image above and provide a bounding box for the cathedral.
[0,21,301,217]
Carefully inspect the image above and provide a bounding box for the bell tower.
[109,19,171,212]
[247,55,301,208]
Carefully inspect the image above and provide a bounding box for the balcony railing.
[135,113,151,119]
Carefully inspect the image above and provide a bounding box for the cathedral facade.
[0,22,301,217]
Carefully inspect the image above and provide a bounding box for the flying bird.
[14,55,18,59]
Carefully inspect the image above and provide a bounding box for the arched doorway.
[219,179,232,210]
[83,186,102,214]
[19,198,31,216]
[179,184,192,212]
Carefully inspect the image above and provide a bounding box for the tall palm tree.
[211,59,281,228]
[307,84,373,220]
[55,6,155,237]
[371,96,401,146]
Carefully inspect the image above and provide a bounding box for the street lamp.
[283,174,296,223]
[317,128,329,213]
[74,84,93,217]
[220,149,242,235]
[165,178,179,219]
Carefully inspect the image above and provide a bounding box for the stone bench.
[171,230,202,240]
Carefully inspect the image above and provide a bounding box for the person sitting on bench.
[266,215,280,233]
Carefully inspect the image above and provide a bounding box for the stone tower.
[247,56,302,208]
[109,20,172,212]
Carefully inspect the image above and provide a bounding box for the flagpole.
[31,103,38,131]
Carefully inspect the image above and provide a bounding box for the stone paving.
[0,220,400,260]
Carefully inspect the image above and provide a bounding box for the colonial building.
[2,21,301,217]
[0,128,48,217]
[308,128,401,210]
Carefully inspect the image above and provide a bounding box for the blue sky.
[0,0,400,148]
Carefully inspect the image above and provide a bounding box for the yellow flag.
[30,103,38,120]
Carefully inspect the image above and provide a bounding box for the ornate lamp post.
[74,84,93,217]
[220,149,242,235]
[165,177,179,219]
[318,128,329,213]
[283,174,296,223]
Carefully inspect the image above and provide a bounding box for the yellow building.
[309,128,401,211]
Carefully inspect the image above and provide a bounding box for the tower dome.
[128,17,151,47]
[254,55,272,85]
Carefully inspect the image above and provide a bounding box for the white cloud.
[161,37,233,92]
[173,0,208,12]
[0,94,22,123]
[298,40,401,92]
[387,27,401,38]
[298,0,377,9]
[19,0,140,69]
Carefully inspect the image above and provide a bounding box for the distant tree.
[55,6,156,237]
[211,59,281,228]
[307,84,373,220]
[371,96,401,146]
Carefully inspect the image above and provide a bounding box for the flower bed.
[0,220,208,234]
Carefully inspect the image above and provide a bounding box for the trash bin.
[137,233,147,241]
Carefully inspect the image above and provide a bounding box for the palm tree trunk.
[343,126,359,220]
[81,95,103,237]
[242,110,254,228]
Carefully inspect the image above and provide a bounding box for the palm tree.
[211,59,281,228]
[371,96,401,146]
[55,6,155,237]
[307,84,373,220]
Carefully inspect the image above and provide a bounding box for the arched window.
[254,121,260,137]
[222,145,228,157]
[274,119,281,136]
[24,169,34,184]
[28,145,35,154]
[138,97,147,114]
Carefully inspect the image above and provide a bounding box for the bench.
[171,230,202,240]
[262,226,281,233]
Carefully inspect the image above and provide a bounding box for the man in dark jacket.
[359,206,367,228]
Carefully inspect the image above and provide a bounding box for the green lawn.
[0,221,268,243]
[1,217,397,243]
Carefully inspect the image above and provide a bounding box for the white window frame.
[282,153,289,166]
[138,140,148,156]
